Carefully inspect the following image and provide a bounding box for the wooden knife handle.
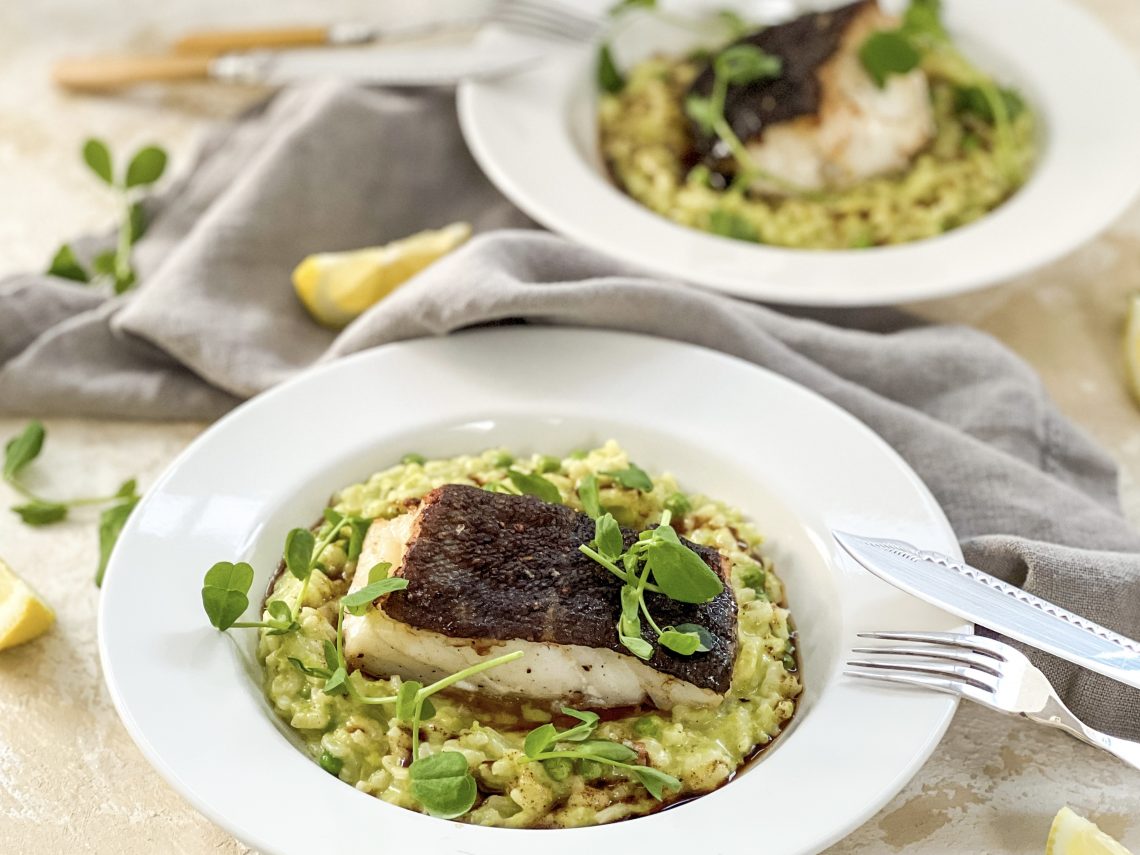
[172,25,330,55]
[52,54,214,91]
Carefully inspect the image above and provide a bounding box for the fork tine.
[844,668,968,697]
[493,0,599,41]
[857,630,1007,660]
[508,0,601,30]
[849,645,1004,677]
[846,658,996,692]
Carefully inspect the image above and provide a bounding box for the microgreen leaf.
[901,0,947,43]
[264,599,298,635]
[94,495,138,586]
[322,640,342,673]
[618,584,642,638]
[288,657,331,678]
[631,765,682,800]
[124,145,167,188]
[401,452,426,465]
[594,513,624,562]
[717,8,750,39]
[714,44,782,86]
[346,516,371,563]
[954,84,1025,123]
[597,43,625,94]
[858,30,921,87]
[577,474,602,519]
[12,501,68,526]
[4,421,45,481]
[341,573,406,616]
[47,244,89,282]
[535,455,561,474]
[112,265,135,296]
[82,138,114,185]
[409,751,478,819]
[557,706,600,742]
[368,562,391,585]
[91,250,116,277]
[674,623,714,652]
[323,508,346,528]
[284,527,316,581]
[323,666,348,696]
[524,723,559,758]
[507,469,561,504]
[684,95,720,135]
[603,464,653,492]
[620,633,654,660]
[575,740,638,763]
[644,538,723,604]
[115,478,139,499]
[609,0,655,14]
[128,202,147,242]
[201,561,254,631]
[658,628,702,655]
[396,680,422,722]
[709,209,760,242]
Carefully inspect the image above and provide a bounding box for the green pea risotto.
[254,442,801,827]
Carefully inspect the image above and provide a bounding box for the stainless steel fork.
[846,630,1140,771]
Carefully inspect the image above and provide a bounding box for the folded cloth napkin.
[2,82,1138,737]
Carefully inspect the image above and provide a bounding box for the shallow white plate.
[458,0,1140,306]
[100,328,960,855]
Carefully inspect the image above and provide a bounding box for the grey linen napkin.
[2,82,1138,737]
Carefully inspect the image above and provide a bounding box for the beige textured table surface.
[2,1,1139,852]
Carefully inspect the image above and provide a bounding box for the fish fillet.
[688,0,935,192]
[342,485,738,709]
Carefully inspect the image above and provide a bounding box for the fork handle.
[1028,695,1140,771]
[172,25,333,55]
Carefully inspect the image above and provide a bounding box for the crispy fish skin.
[342,485,739,709]
[387,485,737,692]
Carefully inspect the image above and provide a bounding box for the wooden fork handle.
[172,25,331,55]
[53,54,214,91]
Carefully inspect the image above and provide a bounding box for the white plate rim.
[457,0,1140,306]
[98,327,963,855]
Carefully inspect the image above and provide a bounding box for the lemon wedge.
[0,557,54,651]
[1125,293,1140,406]
[1048,807,1134,855]
[292,222,472,329]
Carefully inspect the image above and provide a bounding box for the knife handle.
[53,54,213,91]
[172,25,331,55]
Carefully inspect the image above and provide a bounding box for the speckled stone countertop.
[2,1,1139,852]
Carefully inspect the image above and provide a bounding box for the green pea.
[541,757,573,781]
[535,455,562,474]
[569,450,588,460]
[633,715,661,738]
[401,453,426,466]
[663,492,691,516]
[782,652,798,673]
[491,451,515,468]
[740,564,766,593]
[575,758,602,780]
[319,751,344,775]
[300,684,312,700]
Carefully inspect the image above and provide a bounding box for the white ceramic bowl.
[100,328,960,854]
[459,0,1140,305]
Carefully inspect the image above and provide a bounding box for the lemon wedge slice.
[292,222,472,329]
[0,557,54,651]
[1125,293,1140,406]
[1048,807,1134,855]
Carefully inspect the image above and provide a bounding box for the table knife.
[53,42,544,92]
[833,531,1140,691]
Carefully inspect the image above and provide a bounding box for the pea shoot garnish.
[685,44,797,193]
[858,0,1020,181]
[580,509,723,660]
[46,138,167,294]
[521,707,681,800]
[3,420,141,586]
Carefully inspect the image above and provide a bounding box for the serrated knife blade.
[833,531,1140,691]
